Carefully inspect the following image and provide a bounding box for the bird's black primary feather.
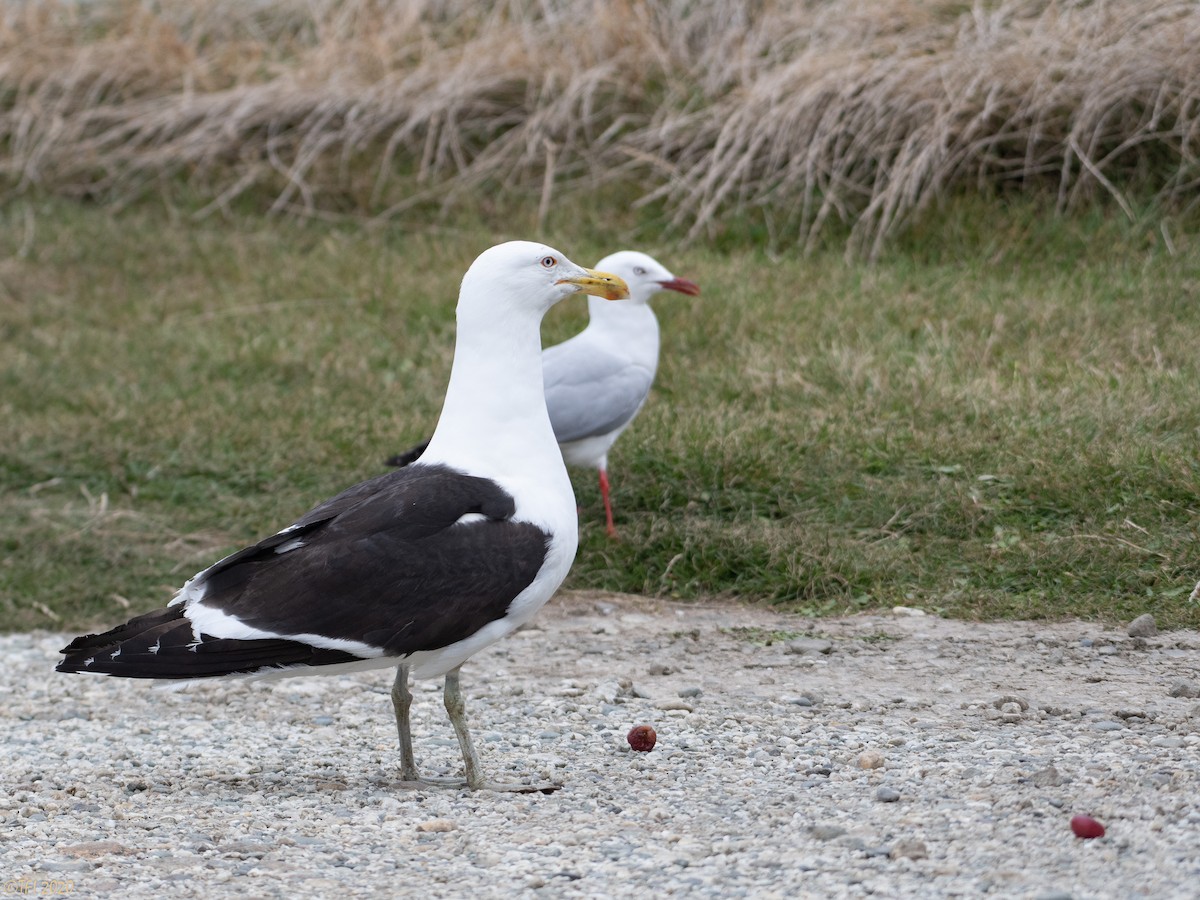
[57,464,550,679]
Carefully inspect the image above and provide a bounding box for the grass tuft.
[2,1,1200,255]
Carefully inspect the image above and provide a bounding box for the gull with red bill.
[388,251,701,538]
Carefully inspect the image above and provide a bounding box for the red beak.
[656,277,701,296]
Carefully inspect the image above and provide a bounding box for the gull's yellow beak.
[558,268,630,301]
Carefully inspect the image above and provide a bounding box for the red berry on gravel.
[627,724,657,752]
[1070,815,1105,839]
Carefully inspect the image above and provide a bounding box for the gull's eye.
[633,266,647,276]
[541,256,557,268]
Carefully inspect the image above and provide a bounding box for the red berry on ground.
[1070,815,1105,839]
[627,724,657,752]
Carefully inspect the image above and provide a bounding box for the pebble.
[890,839,928,860]
[785,638,833,655]
[677,687,703,698]
[62,840,128,858]
[1030,766,1063,787]
[39,860,92,873]
[654,699,694,712]
[857,751,886,769]
[1149,736,1184,749]
[415,819,456,833]
[811,825,846,841]
[876,786,901,803]
[1168,679,1200,699]
[1126,614,1157,638]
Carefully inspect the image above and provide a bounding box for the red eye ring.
[541,256,557,268]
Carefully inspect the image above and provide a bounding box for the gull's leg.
[391,664,420,781]
[443,666,561,794]
[443,666,485,788]
[598,467,617,539]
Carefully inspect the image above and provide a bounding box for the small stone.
[1097,645,1119,657]
[785,638,833,655]
[1091,720,1123,732]
[890,838,928,860]
[1126,614,1157,638]
[1030,765,1062,787]
[594,678,635,703]
[415,819,456,833]
[992,695,1029,711]
[891,606,926,617]
[312,716,334,726]
[1149,736,1184,749]
[876,786,901,803]
[677,686,703,698]
[1114,709,1147,720]
[655,699,694,712]
[648,664,673,676]
[1168,679,1200,699]
[38,860,92,873]
[1036,768,1065,787]
[1034,893,1074,900]
[787,696,814,707]
[857,751,885,770]
[61,840,129,859]
[810,825,846,841]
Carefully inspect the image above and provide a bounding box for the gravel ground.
[3,593,1199,899]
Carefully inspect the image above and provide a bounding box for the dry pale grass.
[2,0,1199,253]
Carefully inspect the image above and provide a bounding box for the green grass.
[2,194,1198,633]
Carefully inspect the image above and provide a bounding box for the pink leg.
[598,468,617,539]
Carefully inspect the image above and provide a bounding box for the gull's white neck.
[586,297,661,365]
[421,302,570,502]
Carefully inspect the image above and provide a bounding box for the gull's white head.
[459,241,629,320]
[593,251,701,306]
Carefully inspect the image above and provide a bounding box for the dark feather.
[385,440,430,468]
[57,607,361,678]
[57,464,550,679]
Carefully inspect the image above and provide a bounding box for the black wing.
[384,440,431,468]
[58,464,550,678]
